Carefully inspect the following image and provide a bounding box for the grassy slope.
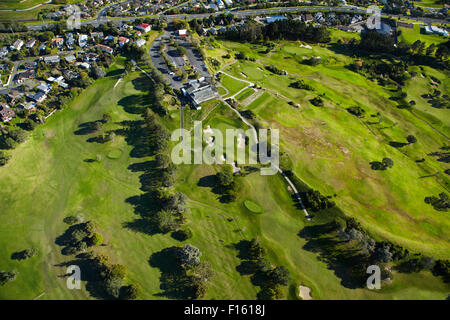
[0,38,448,300]
[211,39,450,259]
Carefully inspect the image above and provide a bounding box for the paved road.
[26,5,449,30]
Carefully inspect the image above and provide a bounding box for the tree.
[23,119,37,131]
[121,284,140,300]
[92,65,106,79]
[124,60,134,73]
[9,128,28,143]
[406,135,417,144]
[102,113,112,123]
[216,165,234,187]
[104,277,123,299]
[178,244,202,268]
[103,264,127,280]
[267,266,290,286]
[90,233,103,246]
[155,153,170,168]
[154,209,180,233]
[426,43,436,56]
[165,192,187,213]
[83,220,97,236]
[248,238,265,260]
[0,270,17,286]
[0,151,10,166]
[382,157,394,168]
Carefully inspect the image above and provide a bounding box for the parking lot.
[149,34,183,89]
[149,31,213,90]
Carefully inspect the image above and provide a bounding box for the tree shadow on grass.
[298,223,368,289]
[118,95,149,115]
[54,255,110,300]
[389,141,408,148]
[149,247,196,300]
[74,121,102,135]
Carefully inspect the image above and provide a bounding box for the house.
[118,36,130,47]
[6,90,23,104]
[314,12,325,24]
[136,23,151,33]
[223,0,232,7]
[66,33,75,48]
[0,103,15,122]
[104,35,115,42]
[84,52,99,62]
[52,37,64,48]
[375,23,393,36]
[264,16,287,24]
[10,39,24,51]
[90,32,104,42]
[182,78,218,109]
[216,0,225,9]
[119,24,130,32]
[23,62,37,70]
[178,29,188,37]
[0,46,8,59]
[135,38,146,47]
[17,101,37,112]
[424,26,448,37]
[63,69,80,81]
[77,62,90,69]
[29,91,47,103]
[38,42,47,52]
[44,55,60,64]
[14,70,35,84]
[37,83,51,94]
[25,39,37,49]
[64,54,77,63]
[304,13,313,23]
[51,75,69,89]
[96,44,114,54]
[78,34,88,47]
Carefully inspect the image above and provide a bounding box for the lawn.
[398,24,448,47]
[212,38,450,260]
[0,55,448,300]
[221,74,248,98]
[0,0,48,10]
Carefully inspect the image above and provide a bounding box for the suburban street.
[25,5,450,31]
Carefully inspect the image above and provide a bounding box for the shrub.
[310,96,324,107]
[0,271,17,286]
[172,228,193,241]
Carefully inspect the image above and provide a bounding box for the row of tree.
[222,20,330,44]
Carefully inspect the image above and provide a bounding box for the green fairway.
[214,38,450,260]
[0,0,48,10]
[221,74,248,98]
[243,199,264,214]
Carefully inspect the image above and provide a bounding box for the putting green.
[244,199,264,214]
[107,148,123,159]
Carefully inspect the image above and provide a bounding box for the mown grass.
[214,39,450,260]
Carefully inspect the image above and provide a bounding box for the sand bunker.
[299,285,312,300]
